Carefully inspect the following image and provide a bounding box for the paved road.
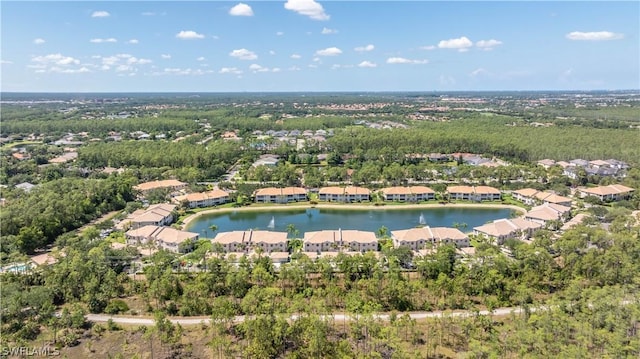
[86,305,539,326]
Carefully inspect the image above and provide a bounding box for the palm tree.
[209,224,218,239]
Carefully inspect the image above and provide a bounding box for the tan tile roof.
[304,229,376,244]
[318,186,345,195]
[214,230,288,245]
[513,188,539,197]
[255,187,306,196]
[580,184,634,196]
[381,186,435,196]
[474,218,541,237]
[344,186,371,195]
[126,225,198,244]
[134,179,186,192]
[173,189,229,202]
[447,186,474,194]
[474,186,501,194]
[391,227,468,242]
[535,192,572,204]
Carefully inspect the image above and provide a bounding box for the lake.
[185,206,515,238]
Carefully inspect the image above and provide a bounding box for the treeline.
[327,117,640,164]
[0,176,136,254]
[0,116,200,138]
[76,140,243,180]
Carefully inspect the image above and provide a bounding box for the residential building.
[380,186,435,202]
[125,225,199,253]
[524,203,572,226]
[391,227,470,250]
[446,185,501,201]
[473,218,542,245]
[173,189,230,208]
[512,188,572,207]
[213,230,288,253]
[118,203,176,230]
[254,187,307,203]
[318,186,371,202]
[511,188,540,206]
[577,184,635,202]
[134,179,187,193]
[303,229,378,252]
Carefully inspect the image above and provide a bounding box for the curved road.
[86,305,539,326]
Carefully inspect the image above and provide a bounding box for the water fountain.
[419,213,426,226]
[267,216,275,229]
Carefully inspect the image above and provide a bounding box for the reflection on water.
[186,207,513,238]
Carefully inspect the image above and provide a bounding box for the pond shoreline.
[181,202,525,228]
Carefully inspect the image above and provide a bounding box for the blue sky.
[1,1,638,92]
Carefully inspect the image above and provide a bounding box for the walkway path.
[86,305,538,326]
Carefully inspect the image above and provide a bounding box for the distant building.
[524,203,572,226]
[125,225,198,253]
[318,186,371,202]
[303,229,378,252]
[473,218,542,245]
[213,230,288,253]
[15,182,36,192]
[117,203,177,230]
[446,186,501,201]
[173,189,230,208]
[577,184,634,202]
[134,179,187,193]
[391,227,470,250]
[254,187,307,203]
[380,186,435,202]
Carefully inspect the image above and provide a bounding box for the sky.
[1,1,638,92]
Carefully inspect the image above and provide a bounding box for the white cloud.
[559,68,573,82]
[308,64,318,68]
[141,12,156,16]
[33,38,45,45]
[197,57,205,61]
[288,66,301,71]
[159,67,214,76]
[1,60,14,64]
[272,68,281,73]
[290,54,302,59]
[284,0,330,21]
[98,54,151,71]
[420,45,436,50]
[439,75,456,86]
[358,61,377,68]
[91,11,110,18]
[437,36,473,51]
[249,64,269,72]
[176,30,205,40]
[269,50,276,55]
[475,39,502,50]
[313,57,321,62]
[321,27,338,35]
[276,31,284,36]
[32,53,80,66]
[229,3,254,16]
[354,44,374,52]
[219,67,243,74]
[566,31,624,41]
[161,54,171,59]
[127,39,139,44]
[386,57,428,64]
[90,38,117,43]
[229,48,258,60]
[470,68,490,77]
[315,47,342,56]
